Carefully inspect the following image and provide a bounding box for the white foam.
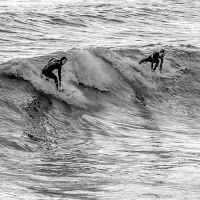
[66,49,112,91]
[92,47,156,89]
[0,58,89,108]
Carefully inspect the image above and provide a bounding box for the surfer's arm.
[58,66,61,86]
[159,58,164,71]
[151,60,154,71]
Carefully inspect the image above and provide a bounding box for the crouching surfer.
[42,56,67,91]
[139,49,166,72]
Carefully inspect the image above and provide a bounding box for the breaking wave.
[0,46,200,113]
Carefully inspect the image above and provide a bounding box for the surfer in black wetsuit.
[42,56,67,90]
[139,49,166,72]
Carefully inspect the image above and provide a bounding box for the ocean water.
[0,0,200,199]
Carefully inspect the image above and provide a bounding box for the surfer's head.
[60,57,67,65]
[159,49,166,57]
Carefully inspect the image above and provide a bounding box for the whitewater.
[0,0,200,199]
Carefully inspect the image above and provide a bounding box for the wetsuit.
[42,58,62,89]
[139,51,164,71]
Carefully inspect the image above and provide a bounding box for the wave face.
[1,46,200,199]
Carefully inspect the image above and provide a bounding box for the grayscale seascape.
[0,0,200,199]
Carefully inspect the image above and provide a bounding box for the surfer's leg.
[43,71,58,89]
[49,73,58,89]
[139,56,151,64]
[153,61,159,71]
